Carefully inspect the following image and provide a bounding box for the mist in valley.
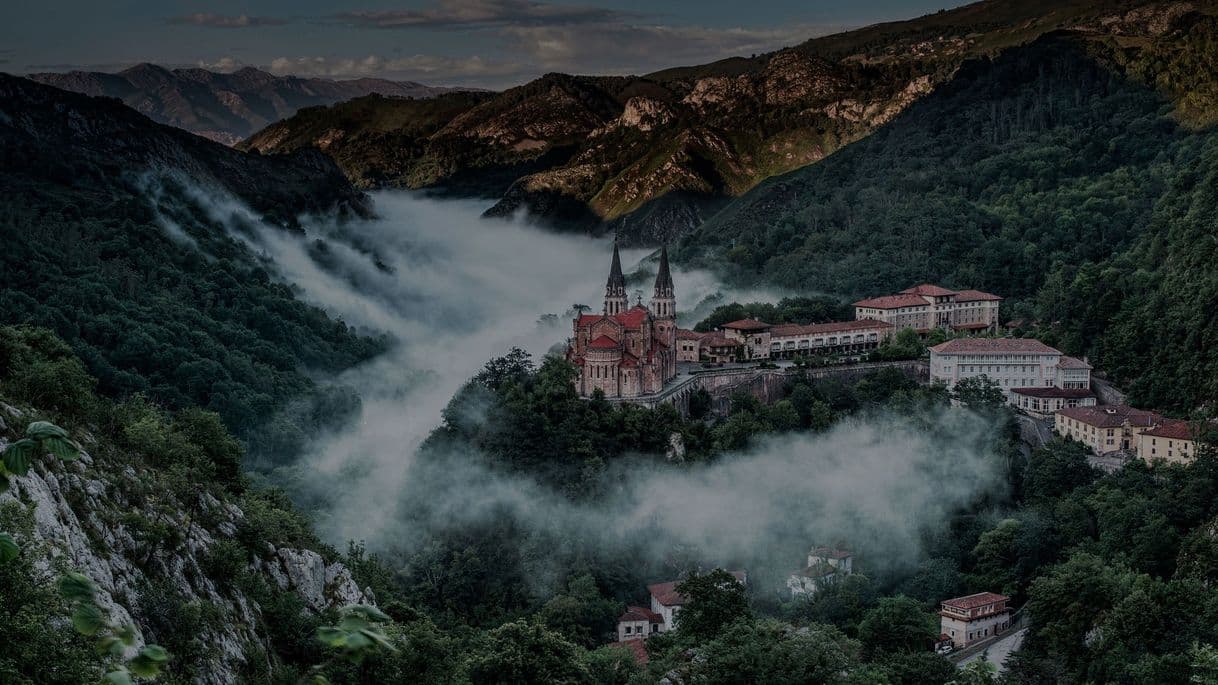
[148,183,1008,593]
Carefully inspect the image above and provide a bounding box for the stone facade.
[855,283,1002,333]
[569,244,677,398]
[929,338,1096,412]
[939,592,1011,649]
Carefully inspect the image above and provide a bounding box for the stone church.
[568,244,678,398]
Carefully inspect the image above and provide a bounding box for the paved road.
[959,628,1026,672]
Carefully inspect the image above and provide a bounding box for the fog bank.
[145,183,1005,581]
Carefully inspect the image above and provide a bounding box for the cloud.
[167,13,289,28]
[332,0,636,30]
[194,57,250,72]
[268,54,525,83]
[501,22,828,74]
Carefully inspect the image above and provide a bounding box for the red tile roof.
[954,289,1003,302]
[613,306,651,329]
[588,335,620,350]
[942,592,1009,610]
[929,338,1060,355]
[902,284,957,297]
[1011,387,1095,399]
[1141,419,1196,440]
[770,320,893,337]
[1057,355,1092,370]
[577,314,606,326]
[676,329,705,340]
[853,293,929,309]
[720,319,771,331]
[608,639,649,664]
[648,571,746,606]
[1057,405,1162,429]
[618,606,663,624]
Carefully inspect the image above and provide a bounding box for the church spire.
[650,245,675,319]
[654,245,674,296]
[604,241,627,316]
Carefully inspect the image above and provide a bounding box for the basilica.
[568,244,678,398]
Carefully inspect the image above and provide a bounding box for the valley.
[2,0,1218,683]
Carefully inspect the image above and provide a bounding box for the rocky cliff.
[0,399,371,684]
[240,0,1217,244]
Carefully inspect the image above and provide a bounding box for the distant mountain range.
[239,0,1217,244]
[27,64,470,145]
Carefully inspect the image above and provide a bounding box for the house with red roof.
[939,592,1011,649]
[929,338,1096,413]
[616,605,664,642]
[1054,405,1164,456]
[567,243,677,398]
[854,283,1002,334]
[644,570,747,632]
[1137,419,1211,464]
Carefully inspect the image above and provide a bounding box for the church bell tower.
[650,246,675,320]
[604,241,627,316]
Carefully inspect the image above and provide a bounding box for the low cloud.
[332,0,635,30]
[502,22,828,74]
[167,13,289,29]
[267,54,524,83]
[136,181,1007,596]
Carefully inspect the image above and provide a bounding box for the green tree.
[674,569,751,643]
[467,620,590,685]
[686,619,860,685]
[950,376,1006,411]
[858,596,936,658]
[539,574,620,648]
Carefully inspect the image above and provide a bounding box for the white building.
[616,606,663,641]
[854,284,1002,333]
[644,570,747,632]
[715,319,893,361]
[940,592,1011,649]
[929,338,1096,412]
[787,547,853,598]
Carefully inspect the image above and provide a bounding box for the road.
[958,628,1026,672]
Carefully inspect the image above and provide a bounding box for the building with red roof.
[568,244,677,398]
[1138,419,1210,464]
[854,283,1003,333]
[616,606,663,642]
[1054,405,1164,456]
[930,337,1095,414]
[940,592,1011,649]
[644,571,747,631]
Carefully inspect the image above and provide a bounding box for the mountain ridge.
[27,64,472,145]
[240,0,1217,244]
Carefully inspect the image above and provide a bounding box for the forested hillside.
[0,76,382,435]
[242,0,1215,244]
[682,24,1218,411]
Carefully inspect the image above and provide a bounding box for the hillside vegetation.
[682,24,1218,412]
[241,0,1216,243]
[0,75,382,435]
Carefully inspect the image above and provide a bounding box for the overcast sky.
[3,1,969,88]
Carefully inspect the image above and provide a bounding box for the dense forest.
[0,76,383,436]
[682,25,1218,412]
